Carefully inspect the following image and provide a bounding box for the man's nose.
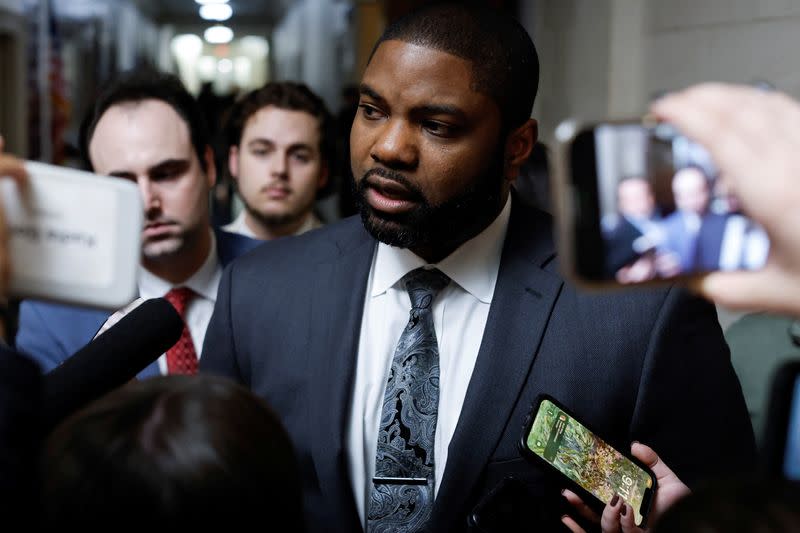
[138,178,161,213]
[271,152,289,179]
[370,119,418,170]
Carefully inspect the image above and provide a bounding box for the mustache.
[361,167,424,202]
[144,216,175,227]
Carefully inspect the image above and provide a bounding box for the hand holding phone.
[0,146,29,300]
[519,395,657,527]
[552,117,770,289]
[562,442,690,533]
[0,161,141,309]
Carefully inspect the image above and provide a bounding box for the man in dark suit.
[202,5,754,532]
[15,69,259,378]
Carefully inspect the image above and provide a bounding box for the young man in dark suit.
[202,5,755,532]
[15,70,259,378]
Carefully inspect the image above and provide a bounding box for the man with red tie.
[15,69,259,377]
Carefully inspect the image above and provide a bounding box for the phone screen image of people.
[526,399,653,526]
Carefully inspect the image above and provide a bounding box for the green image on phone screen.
[526,399,653,526]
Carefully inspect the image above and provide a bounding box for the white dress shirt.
[222,210,322,239]
[347,197,511,526]
[97,230,222,374]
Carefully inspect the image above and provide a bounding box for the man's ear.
[228,145,239,182]
[503,118,538,181]
[204,145,217,187]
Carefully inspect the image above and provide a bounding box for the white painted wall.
[0,0,22,15]
[271,0,355,111]
[526,0,800,143]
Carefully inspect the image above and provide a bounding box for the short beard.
[242,196,314,232]
[354,146,506,252]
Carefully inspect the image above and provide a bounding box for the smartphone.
[762,360,800,480]
[519,395,656,527]
[552,117,770,287]
[0,161,142,309]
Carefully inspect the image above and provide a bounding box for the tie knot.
[403,268,450,309]
[164,286,194,315]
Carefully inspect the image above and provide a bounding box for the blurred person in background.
[15,69,259,377]
[223,82,333,240]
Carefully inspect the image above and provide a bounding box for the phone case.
[550,116,709,291]
[518,393,657,527]
[2,161,142,309]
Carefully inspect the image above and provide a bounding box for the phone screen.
[783,376,800,480]
[525,398,653,526]
[575,121,769,283]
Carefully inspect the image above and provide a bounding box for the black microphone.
[41,297,183,432]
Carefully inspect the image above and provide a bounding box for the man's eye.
[292,153,311,163]
[359,104,383,120]
[152,170,180,181]
[423,121,455,137]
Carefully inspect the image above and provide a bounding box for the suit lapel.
[431,202,563,528]
[308,224,376,529]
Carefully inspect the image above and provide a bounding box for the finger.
[0,155,29,188]
[561,514,587,533]
[651,83,760,141]
[563,489,602,523]
[631,442,677,481]
[630,442,658,466]
[619,504,641,533]
[690,269,800,315]
[600,494,623,532]
[0,134,5,152]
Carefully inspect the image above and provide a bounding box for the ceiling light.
[199,4,232,21]
[195,0,228,5]
[170,34,203,59]
[204,25,233,44]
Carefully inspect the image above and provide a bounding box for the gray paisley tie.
[367,267,450,533]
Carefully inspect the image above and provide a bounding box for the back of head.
[373,3,539,132]
[79,68,210,173]
[41,375,303,530]
[653,477,800,533]
[225,81,334,167]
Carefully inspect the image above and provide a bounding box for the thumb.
[690,269,800,315]
[631,442,676,481]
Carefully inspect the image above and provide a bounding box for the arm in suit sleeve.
[15,301,70,373]
[0,343,41,518]
[200,262,245,383]
[630,287,756,488]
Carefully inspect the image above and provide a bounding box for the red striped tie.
[163,287,198,375]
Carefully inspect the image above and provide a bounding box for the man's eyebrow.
[246,138,275,147]
[413,104,467,121]
[108,171,134,179]
[149,159,190,173]
[359,84,385,104]
[247,139,314,152]
[286,143,314,153]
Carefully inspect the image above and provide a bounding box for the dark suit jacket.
[15,229,259,377]
[695,212,731,272]
[201,202,755,532]
[603,216,644,276]
[0,344,41,518]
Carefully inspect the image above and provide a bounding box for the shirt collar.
[371,196,511,303]
[225,211,321,239]
[138,229,222,302]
